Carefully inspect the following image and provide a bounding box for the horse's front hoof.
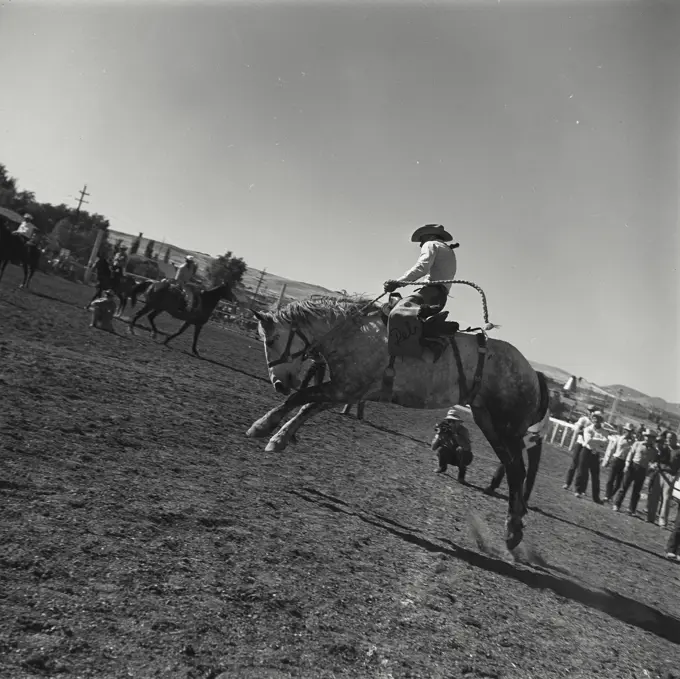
[265,436,287,452]
[246,423,269,439]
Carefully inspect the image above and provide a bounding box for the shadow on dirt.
[0,296,29,311]
[291,486,680,647]
[30,290,79,306]
[359,418,430,447]
[529,506,672,563]
[198,354,270,384]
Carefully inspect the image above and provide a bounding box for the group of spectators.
[564,405,680,561]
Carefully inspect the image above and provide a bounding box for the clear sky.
[1,0,678,401]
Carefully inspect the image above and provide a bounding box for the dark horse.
[128,280,236,356]
[87,261,140,316]
[0,222,41,289]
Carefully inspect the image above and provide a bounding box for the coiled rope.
[385,278,498,332]
[300,278,498,359]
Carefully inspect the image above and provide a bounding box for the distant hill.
[603,385,680,416]
[529,361,612,396]
[107,230,341,301]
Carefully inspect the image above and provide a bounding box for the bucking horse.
[246,282,550,551]
[0,221,41,289]
[128,279,236,356]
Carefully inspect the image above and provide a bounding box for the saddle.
[378,294,487,405]
[381,294,459,361]
[165,280,199,313]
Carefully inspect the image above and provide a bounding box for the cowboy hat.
[586,404,597,412]
[591,410,604,419]
[23,213,33,221]
[410,224,456,245]
[622,423,635,431]
[444,408,461,421]
[185,254,195,261]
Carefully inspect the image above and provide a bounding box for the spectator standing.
[602,423,636,502]
[563,405,598,491]
[613,430,658,515]
[646,431,672,524]
[653,432,680,528]
[665,463,680,560]
[573,411,608,503]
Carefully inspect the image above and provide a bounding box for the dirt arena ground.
[2,267,679,679]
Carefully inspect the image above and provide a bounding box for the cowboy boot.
[422,311,460,337]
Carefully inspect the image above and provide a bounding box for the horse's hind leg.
[164,320,191,348]
[147,310,162,339]
[19,261,29,289]
[128,305,151,334]
[523,439,542,506]
[116,294,126,317]
[471,405,527,551]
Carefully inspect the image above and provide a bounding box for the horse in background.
[248,297,550,551]
[0,221,41,289]
[128,280,236,357]
[85,257,139,316]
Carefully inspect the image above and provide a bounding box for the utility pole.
[74,184,90,213]
[251,268,266,309]
[608,388,623,425]
[276,283,287,310]
[73,184,90,228]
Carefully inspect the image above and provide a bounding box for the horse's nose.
[273,380,290,395]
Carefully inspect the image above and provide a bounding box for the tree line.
[0,163,248,288]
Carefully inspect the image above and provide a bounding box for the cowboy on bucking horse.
[383,224,461,361]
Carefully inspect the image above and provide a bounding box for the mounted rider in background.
[174,254,200,312]
[383,224,461,360]
[13,213,38,244]
[111,246,129,287]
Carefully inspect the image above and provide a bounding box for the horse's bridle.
[267,325,313,368]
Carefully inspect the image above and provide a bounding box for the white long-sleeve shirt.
[582,423,609,453]
[15,221,36,239]
[602,434,635,466]
[573,415,592,446]
[397,240,457,292]
[175,261,196,284]
[624,441,657,469]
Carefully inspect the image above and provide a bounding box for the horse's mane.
[264,295,378,326]
[202,282,232,294]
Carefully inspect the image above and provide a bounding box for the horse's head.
[253,310,311,395]
[218,280,236,303]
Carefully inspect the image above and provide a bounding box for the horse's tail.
[535,370,550,422]
[129,280,151,308]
